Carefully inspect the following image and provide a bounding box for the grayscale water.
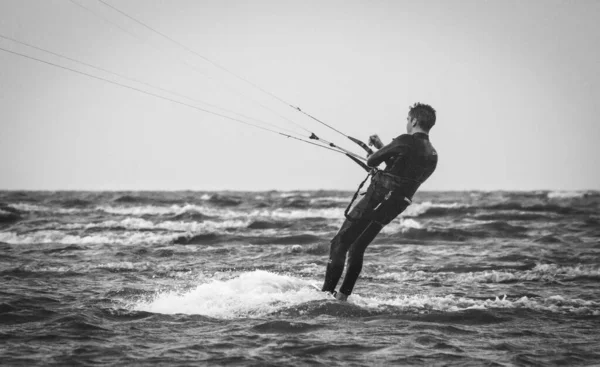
[1,190,599,366]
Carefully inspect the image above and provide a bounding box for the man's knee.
[340,218,371,244]
[328,239,347,263]
[327,252,346,268]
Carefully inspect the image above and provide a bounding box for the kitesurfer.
[321,103,438,301]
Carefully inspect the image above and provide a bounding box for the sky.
[1,0,599,191]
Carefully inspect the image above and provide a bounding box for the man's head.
[406,102,436,134]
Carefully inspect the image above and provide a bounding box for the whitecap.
[309,197,349,204]
[368,264,600,284]
[9,203,88,214]
[401,201,466,217]
[547,191,587,199]
[0,230,179,246]
[351,293,600,315]
[61,217,251,232]
[132,270,325,318]
[380,218,422,234]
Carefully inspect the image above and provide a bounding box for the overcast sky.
[1,0,599,191]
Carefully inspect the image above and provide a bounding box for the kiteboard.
[310,283,337,299]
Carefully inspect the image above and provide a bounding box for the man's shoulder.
[392,134,414,145]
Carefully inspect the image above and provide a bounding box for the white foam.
[132,270,325,318]
[60,218,250,232]
[402,201,466,217]
[15,261,198,277]
[130,269,600,318]
[97,204,202,216]
[547,191,587,199]
[0,230,179,246]
[278,192,311,198]
[380,218,423,234]
[246,208,345,220]
[369,264,600,284]
[309,197,349,204]
[351,293,600,315]
[9,200,433,222]
[94,204,344,221]
[9,203,88,214]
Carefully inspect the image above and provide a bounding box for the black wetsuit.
[322,132,438,296]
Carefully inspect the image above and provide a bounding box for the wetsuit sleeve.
[367,134,412,168]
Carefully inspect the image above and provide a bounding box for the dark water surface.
[1,190,599,366]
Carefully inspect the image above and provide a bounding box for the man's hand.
[368,134,384,149]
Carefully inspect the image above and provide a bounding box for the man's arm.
[366,134,412,168]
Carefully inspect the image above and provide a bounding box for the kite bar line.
[94,0,373,156]
[0,45,353,157]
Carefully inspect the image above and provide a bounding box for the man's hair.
[408,102,436,131]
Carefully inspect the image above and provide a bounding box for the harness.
[343,169,413,222]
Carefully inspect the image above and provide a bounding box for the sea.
[0,190,599,366]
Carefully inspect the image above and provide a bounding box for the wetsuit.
[322,132,438,296]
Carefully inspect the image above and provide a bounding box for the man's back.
[368,132,438,198]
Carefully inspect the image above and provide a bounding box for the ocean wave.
[547,191,590,199]
[206,194,243,207]
[130,271,599,319]
[380,218,422,234]
[0,230,179,246]
[169,212,213,221]
[97,204,344,220]
[250,208,344,220]
[1,261,195,277]
[174,233,230,245]
[288,243,330,255]
[132,270,324,318]
[111,193,199,206]
[486,203,583,215]
[252,234,322,245]
[252,320,326,334]
[174,233,323,245]
[533,235,564,244]
[247,220,291,230]
[113,195,152,204]
[98,204,203,216]
[382,220,543,241]
[309,197,350,204]
[402,202,472,218]
[48,198,93,208]
[281,198,311,209]
[9,203,89,214]
[475,221,528,235]
[0,205,22,224]
[369,264,600,284]
[351,293,599,316]
[402,200,589,218]
[471,212,552,221]
[60,218,251,233]
[392,227,481,242]
[277,192,312,198]
[7,201,391,219]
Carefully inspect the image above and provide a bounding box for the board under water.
[0,190,599,365]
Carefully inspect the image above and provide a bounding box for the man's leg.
[321,193,379,293]
[322,217,372,293]
[338,221,384,296]
[338,196,410,297]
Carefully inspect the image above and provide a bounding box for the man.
[321,102,438,301]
